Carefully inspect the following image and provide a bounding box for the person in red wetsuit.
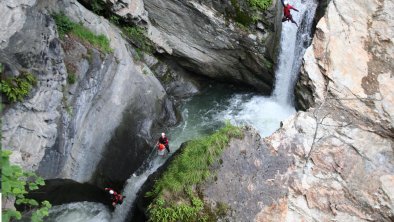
[105,188,125,207]
[281,0,299,27]
[158,132,170,153]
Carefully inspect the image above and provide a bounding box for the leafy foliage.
[52,13,76,38]
[91,0,106,14]
[248,0,272,10]
[67,72,77,84]
[148,190,206,222]
[146,123,243,222]
[1,150,52,222]
[122,27,155,54]
[52,13,112,53]
[0,72,37,103]
[230,0,254,26]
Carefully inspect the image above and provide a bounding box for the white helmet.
[161,132,165,137]
[284,1,289,5]
[109,190,114,194]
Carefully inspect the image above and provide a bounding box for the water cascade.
[44,0,317,220]
[223,0,318,136]
[112,0,317,220]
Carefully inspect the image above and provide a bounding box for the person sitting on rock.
[105,188,125,206]
[158,132,170,153]
[281,0,299,27]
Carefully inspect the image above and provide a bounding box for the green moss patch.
[248,0,272,10]
[53,13,112,53]
[146,123,243,222]
[122,27,155,54]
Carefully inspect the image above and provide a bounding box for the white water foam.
[223,0,317,136]
[221,95,295,137]
[45,202,111,222]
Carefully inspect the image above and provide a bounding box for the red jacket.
[105,188,123,205]
[284,5,297,17]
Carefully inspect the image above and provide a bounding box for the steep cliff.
[1,0,283,189]
[78,0,282,93]
[176,0,394,221]
[0,0,177,186]
[263,0,394,220]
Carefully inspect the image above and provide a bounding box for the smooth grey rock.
[1,5,66,171]
[265,0,394,220]
[202,126,292,221]
[1,0,177,186]
[143,0,276,92]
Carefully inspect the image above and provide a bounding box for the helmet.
[109,190,114,194]
[161,132,165,137]
[284,1,289,5]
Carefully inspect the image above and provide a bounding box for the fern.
[0,72,37,103]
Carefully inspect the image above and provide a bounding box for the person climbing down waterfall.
[105,188,125,207]
[281,0,299,27]
[158,132,170,153]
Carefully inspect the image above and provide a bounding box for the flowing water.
[45,0,317,220]
[45,202,111,222]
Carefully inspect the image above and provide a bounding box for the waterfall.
[272,0,318,106]
[112,1,318,220]
[46,1,318,221]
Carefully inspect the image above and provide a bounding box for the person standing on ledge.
[158,132,170,154]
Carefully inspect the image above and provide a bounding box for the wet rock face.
[1,2,65,172]
[79,0,281,93]
[143,0,276,92]
[1,0,176,185]
[202,127,293,221]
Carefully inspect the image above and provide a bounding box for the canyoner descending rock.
[134,1,320,221]
[223,0,318,137]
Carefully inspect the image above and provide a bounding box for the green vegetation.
[230,0,254,26]
[248,0,272,10]
[262,57,273,70]
[228,0,272,26]
[61,86,73,115]
[0,72,37,103]
[67,72,77,84]
[0,63,4,73]
[91,0,106,15]
[109,15,121,25]
[80,0,155,56]
[146,123,243,222]
[2,150,52,222]
[122,27,154,54]
[53,13,112,53]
